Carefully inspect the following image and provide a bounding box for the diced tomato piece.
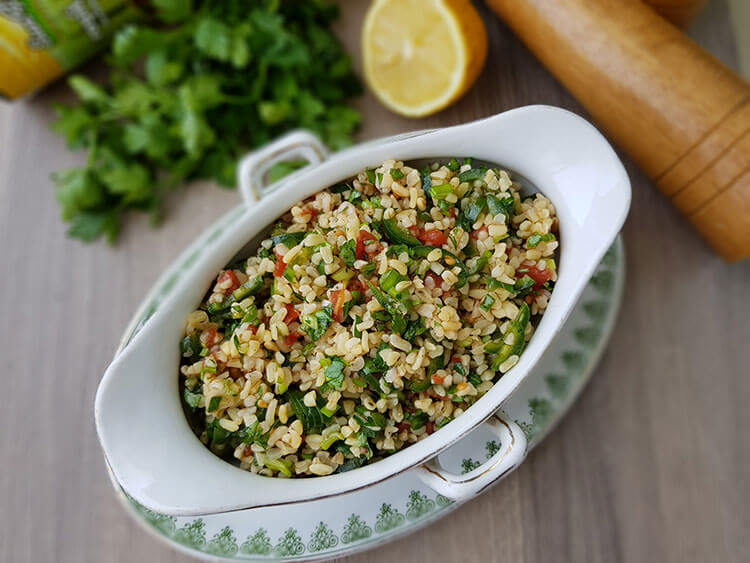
[425,421,436,434]
[356,230,380,260]
[284,303,299,324]
[217,270,241,293]
[418,229,448,246]
[273,249,287,277]
[408,225,420,237]
[397,422,411,434]
[302,207,319,220]
[450,357,461,364]
[425,271,443,289]
[348,279,363,292]
[200,327,221,348]
[471,226,489,239]
[330,289,351,323]
[248,325,258,335]
[431,373,445,385]
[285,331,302,346]
[523,263,554,288]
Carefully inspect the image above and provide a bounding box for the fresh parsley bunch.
[52,0,361,243]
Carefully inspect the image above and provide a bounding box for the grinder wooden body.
[487,0,749,261]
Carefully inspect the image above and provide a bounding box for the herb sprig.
[52,0,361,243]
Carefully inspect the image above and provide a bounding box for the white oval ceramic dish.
[95,105,631,516]
[113,237,625,562]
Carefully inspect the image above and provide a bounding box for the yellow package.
[0,0,141,99]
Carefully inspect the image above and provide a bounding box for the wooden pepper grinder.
[486,0,749,262]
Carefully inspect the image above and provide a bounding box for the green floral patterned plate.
[108,237,624,561]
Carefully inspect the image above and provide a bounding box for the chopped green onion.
[233,276,264,300]
[480,294,495,311]
[487,303,530,370]
[366,169,376,184]
[208,396,221,412]
[379,269,403,293]
[256,453,293,477]
[389,168,404,180]
[283,265,295,282]
[527,233,556,248]
[457,167,486,183]
[320,405,338,417]
[331,268,354,282]
[320,431,344,449]
[514,275,536,296]
[429,183,453,200]
[447,158,460,171]
[468,250,491,276]
[361,262,377,277]
[241,304,259,324]
[381,218,420,246]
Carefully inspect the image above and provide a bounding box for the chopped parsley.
[340,239,357,266]
[301,305,334,341]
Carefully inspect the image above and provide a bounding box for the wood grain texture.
[0,1,748,562]
[486,0,750,261]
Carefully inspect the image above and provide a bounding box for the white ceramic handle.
[237,130,329,205]
[414,414,527,502]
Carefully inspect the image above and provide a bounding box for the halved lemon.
[362,0,488,118]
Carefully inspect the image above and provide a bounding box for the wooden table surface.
[1,1,748,562]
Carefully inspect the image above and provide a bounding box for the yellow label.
[0,15,63,98]
[0,1,141,99]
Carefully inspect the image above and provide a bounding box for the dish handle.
[413,414,527,501]
[237,130,330,205]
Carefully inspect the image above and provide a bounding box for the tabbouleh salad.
[180,157,559,477]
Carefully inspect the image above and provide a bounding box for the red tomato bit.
[418,229,448,246]
[217,270,241,293]
[330,289,351,323]
[285,331,302,346]
[356,230,381,260]
[200,327,221,348]
[283,303,300,324]
[273,249,287,277]
[523,263,554,288]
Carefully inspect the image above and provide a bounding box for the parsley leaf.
[51,0,361,243]
[323,356,346,390]
[301,305,334,341]
[340,239,357,266]
[183,388,202,409]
